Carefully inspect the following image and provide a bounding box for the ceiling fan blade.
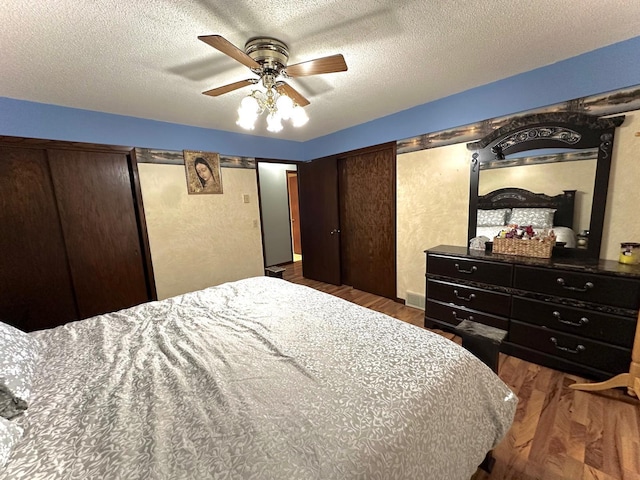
[203,79,257,97]
[198,35,261,69]
[284,54,347,78]
[277,82,310,107]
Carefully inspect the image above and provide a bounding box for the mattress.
[2,277,517,479]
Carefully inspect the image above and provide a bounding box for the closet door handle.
[454,263,477,274]
[550,337,586,354]
[553,311,589,327]
[453,289,476,302]
[556,278,594,292]
[330,229,341,235]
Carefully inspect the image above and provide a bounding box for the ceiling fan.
[198,35,347,132]
[198,35,348,106]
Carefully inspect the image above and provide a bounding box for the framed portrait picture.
[183,150,223,194]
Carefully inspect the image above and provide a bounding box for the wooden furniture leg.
[570,310,640,397]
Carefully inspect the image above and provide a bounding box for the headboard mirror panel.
[467,112,625,260]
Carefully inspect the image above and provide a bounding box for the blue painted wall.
[0,97,305,160]
[2,35,640,161]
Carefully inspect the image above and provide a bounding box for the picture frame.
[183,150,223,194]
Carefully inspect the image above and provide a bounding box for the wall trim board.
[479,149,598,171]
[135,147,256,169]
[397,83,640,155]
[0,136,259,170]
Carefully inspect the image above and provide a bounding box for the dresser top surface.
[426,245,640,278]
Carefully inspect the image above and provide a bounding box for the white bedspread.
[2,277,516,480]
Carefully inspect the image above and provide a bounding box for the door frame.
[286,170,302,256]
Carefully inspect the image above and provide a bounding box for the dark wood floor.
[282,261,640,480]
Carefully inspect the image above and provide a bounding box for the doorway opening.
[256,161,301,270]
[286,170,302,263]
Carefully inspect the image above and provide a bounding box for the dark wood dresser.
[425,245,640,380]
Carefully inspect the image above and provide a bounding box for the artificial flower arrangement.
[493,224,556,258]
[497,224,555,240]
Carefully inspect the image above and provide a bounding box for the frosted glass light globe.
[236,107,257,130]
[236,116,256,130]
[275,95,294,120]
[240,95,260,113]
[266,112,283,133]
[291,105,309,127]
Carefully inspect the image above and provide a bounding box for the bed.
[1,277,517,479]
[476,187,577,247]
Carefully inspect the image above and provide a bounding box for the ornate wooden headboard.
[477,187,576,229]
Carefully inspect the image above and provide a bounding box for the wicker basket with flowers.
[493,224,556,258]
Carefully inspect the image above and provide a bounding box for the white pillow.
[0,416,23,467]
[509,208,557,228]
[0,322,40,419]
[477,209,511,227]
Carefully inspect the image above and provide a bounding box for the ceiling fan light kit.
[198,34,347,133]
[236,75,308,133]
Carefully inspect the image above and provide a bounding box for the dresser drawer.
[509,320,631,373]
[427,279,511,317]
[514,265,640,309]
[511,296,636,347]
[427,254,512,286]
[426,299,509,330]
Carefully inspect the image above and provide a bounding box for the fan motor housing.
[245,37,289,71]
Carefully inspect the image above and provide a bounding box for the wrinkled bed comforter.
[2,277,516,479]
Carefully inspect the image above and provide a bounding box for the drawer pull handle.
[556,278,594,292]
[452,311,474,322]
[553,311,589,327]
[454,263,477,274]
[453,290,476,302]
[550,337,586,354]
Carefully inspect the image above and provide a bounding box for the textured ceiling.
[3,1,640,141]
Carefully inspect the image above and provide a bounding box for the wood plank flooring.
[282,261,640,480]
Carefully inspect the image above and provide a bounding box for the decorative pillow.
[509,208,557,229]
[0,322,40,419]
[0,416,23,467]
[477,209,511,227]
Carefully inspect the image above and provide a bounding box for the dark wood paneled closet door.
[47,150,149,318]
[298,157,341,285]
[0,147,78,330]
[339,146,396,299]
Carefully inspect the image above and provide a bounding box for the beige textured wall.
[479,160,596,233]
[602,110,640,261]
[397,143,470,300]
[138,164,264,300]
